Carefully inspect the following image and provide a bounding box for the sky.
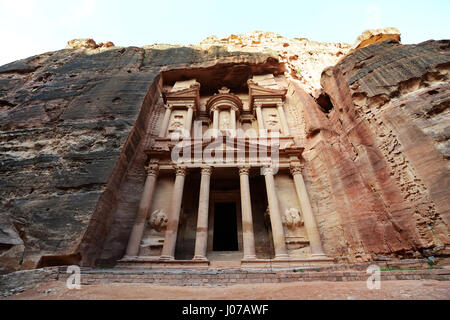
[0,0,449,66]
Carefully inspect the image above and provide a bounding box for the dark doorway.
[213,202,238,251]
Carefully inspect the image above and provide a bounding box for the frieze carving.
[149,209,168,231]
[283,208,304,230]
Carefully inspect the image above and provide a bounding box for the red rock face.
[0,35,448,272]
[303,39,450,262]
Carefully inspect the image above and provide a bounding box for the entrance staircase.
[56,259,450,287]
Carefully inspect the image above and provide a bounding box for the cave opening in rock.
[316,92,334,113]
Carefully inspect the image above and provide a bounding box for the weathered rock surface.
[351,27,401,52]
[303,39,449,262]
[0,267,58,297]
[0,32,449,272]
[66,38,115,50]
[198,30,351,96]
[0,41,282,272]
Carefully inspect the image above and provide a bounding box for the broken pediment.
[163,79,201,108]
[248,76,287,110]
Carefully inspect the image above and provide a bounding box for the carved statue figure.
[219,112,231,129]
[149,209,168,231]
[283,208,304,229]
[265,113,281,131]
[168,114,184,132]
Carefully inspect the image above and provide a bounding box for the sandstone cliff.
[306,39,450,262]
[0,31,448,272]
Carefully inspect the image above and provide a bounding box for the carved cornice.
[206,91,243,116]
[248,80,287,111]
[163,82,201,110]
[210,103,239,113]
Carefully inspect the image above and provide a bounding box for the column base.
[193,255,208,261]
[243,255,257,260]
[121,255,138,261]
[159,255,175,261]
[311,253,333,260]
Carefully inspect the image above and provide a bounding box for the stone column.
[290,164,327,257]
[212,108,219,138]
[193,166,213,261]
[230,108,237,131]
[213,109,219,131]
[159,105,172,138]
[185,105,194,137]
[277,103,290,136]
[263,166,289,259]
[239,166,256,260]
[125,164,159,257]
[160,166,187,260]
[255,104,265,136]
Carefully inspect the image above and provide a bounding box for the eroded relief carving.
[264,109,281,132]
[283,208,304,230]
[168,111,185,133]
[149,209,168,231]
[219,110,231,130]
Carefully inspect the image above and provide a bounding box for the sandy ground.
[5,280,450,300]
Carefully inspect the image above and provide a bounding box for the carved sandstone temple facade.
[119,73,332,268]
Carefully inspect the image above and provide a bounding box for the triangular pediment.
[248,82,287,110]
[163,82,201,107]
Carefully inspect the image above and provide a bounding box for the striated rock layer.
[307,39,449,262]
[0,32,449,272]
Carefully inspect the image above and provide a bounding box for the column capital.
[165,104,173,110]
[201,166,213,176]
[262,166,275,176]
[290,163,305,176]
[276,102,284,108]
[238,166,251,176]
[174,166,188,177]
[145,164,159,177]
[186,104,195,110]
